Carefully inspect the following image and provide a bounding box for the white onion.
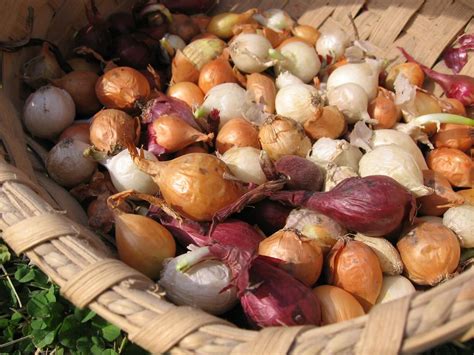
[443,205,474,248]
[324,164,359,191]
[220,147,267,185]
[359,144,432,197]
[229,33,273,73]
[327,83,371,124]
[316,27,351,62]
[254,9,295,32]
[327,61,380,100]
[308,138,363,172]
[103,149,159,194]
[275,41,321,83]
[201,83,248,127]
[164,33,186,50]
[24,85,75,139]
[275,83,319,124]
[275,71,304,89]
[376,275,416,304]
[159,249,238,315]
[46,138,96,187]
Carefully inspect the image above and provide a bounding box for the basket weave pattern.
[0,1,473,354]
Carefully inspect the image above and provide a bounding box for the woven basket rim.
[0,1,473,354]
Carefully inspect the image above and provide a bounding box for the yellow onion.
[262,27,291,48]
[207,9,257,39]
[303,106,347,140]
[216,117,260,154]
[183,38,227,71]
[67,57,101,73]
[397,221,460,286]
[376,275,416,304]
[458,189,474,205]
[198,58,238,94]
[150,114,213,153]
[368,87,401,129]
[444,98,467,116]
[386,62,425,91]
[246,73,276,113]
[131,150,244,221]
[327,239,382,311]
[354,234,403,275]
[427,148,473,188]
[167,82,204,108]
[414,91,442,116]
[258,229,323,286]
[89,109,140,154]
[171,50,200,84]
[95,67,150,111]
[433,124,473,152]
[53,71,102,116]
[292,25,320,46]
[175,143,208,157]
[418,170,464,216]
[313,285,365,325]
[258,115,312,161]
[110,197,176,279]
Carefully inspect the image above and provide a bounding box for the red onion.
[160,0,215,13]
[269,176,416,237]
[240,257,322,328]
[107,12,136,35]
[74,0,111,57]
[239,200,291,236]
[112,35,152,69]
[275,155,324,191]
[141,94,200,129]
[399,47,474,106]
[443,34,474,73]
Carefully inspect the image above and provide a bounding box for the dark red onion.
[107,12,136,35]
[240,257,322,328]
[141,93,200,128]
[74,0,111,57]
[269,175,416,237]
[399,47,474,106]
[275,155,324,191]
[443,34,474,74]
[240,200,291,236]
[160,0,215,14]
[112,35,152,69]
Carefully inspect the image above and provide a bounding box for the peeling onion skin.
[397,221,460,286]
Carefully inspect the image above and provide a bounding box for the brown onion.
[457,189,474,205]
[327,239,382,312]
[53,71,102,116]
[198,58,238,94]
[262,27,291,48]
[89,109,140,153]
[172,50,200,84]
[432,124,473,152]
[444,98,467,116]
[427,148,472,187]
[397,221,460,285]
[369,87,401,129]
[313,285,365,325]
[67,57,101,73]
[385,62,424,91]
[95,66,150,111]
[292,25,320,46]
[258,115,312,161]
[246,73,276,114]
[59,123,90,144]
[303,106,346,140]
[418,170,464,216]
[414,91,442,116]
[167,82,204,108]
[175,143,208,157]
[258,229,323,286]
[150,114,213,153]
[169,13,201,43]
[216,117,260,154]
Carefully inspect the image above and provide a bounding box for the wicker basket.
[0,1,473,354]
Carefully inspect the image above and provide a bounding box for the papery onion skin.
[304,106,347,140]
[369,88,401,129]
[89,109,140,154]
[115,213,176,279]
[354,234,403,276]
[221,147,267,185]
[433,124,473,152]
[327,62,380,100]
[275,41,321,83]
[327,83,370,124]
[275,155,324,191]
[293,25,320,46]
[327,239,383,312]
[216,117,260,154]
[258,115,312,161]
[275,84,319,124]
[95,67,150,111]
[458,189,474,205]
[240,257,322,328]
[270,175,416,237]
[397,221,460,286]
[385,62,424,91]
[198,58,238,94]
[427,148,473,188]
[443,205,474,248]
[313,285,365,325]
[258,229,323,286]
[172,50,200,84]
[308,138,363,173]
[247,73,276,114]
[316,27,350,62]
[167,82,205,108]
[376,275,416,304]
[201,83,248,126]
[46,139,97,188]
[207,9,257,39]
[230,33,273,73]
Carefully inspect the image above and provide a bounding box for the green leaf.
[58,315,81,348]
[76,336,93,353]
[91,345,106,355]
[101,324,121,342]
[31,319,47,330]
[14,265,35,283]
[0,319,8,329]
[34,329,56,348]
[0,244,11,264]
[81,310,96,323]
[45,285,56,303]
[101,350,119,355]
[27,293,50,318]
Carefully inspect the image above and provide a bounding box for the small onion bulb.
[443,205,474,248]
[229,33,273,73]
[201,83,248,126]
[327,83,371,124]
[24,86,75,139]
[316,27,351,62]
[327,61,380,100]
[275,41,321,83]
[275,71,304,89]
[275,84,320,124]
[376,276,416,304]
[220,147,267,185]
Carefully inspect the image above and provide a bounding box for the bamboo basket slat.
[0,0,473,354]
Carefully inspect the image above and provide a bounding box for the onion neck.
[176,247,213,272]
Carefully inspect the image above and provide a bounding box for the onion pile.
[18,2,474,333]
